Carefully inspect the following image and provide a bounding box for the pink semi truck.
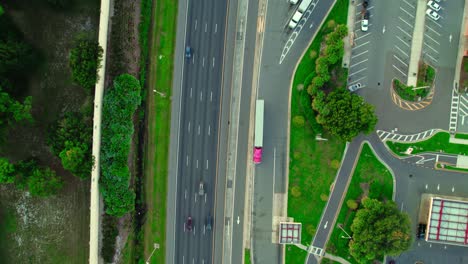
[253,100,264,164]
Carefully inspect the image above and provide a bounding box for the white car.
[361,19,369,32]
[426,9,440,21]
[427,1,441,11]
[348,83,363,92]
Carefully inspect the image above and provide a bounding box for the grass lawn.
[245,249,252,264]
[286,0,348,263]
[386,132,468,156]
[455,133,468,140]
[326,143,393,263]
[140,0,177,262]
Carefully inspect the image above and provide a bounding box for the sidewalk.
[342,1,356,68]
[407,0,427,87]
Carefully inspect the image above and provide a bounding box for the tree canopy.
[27,167,63,197]
[0,157,15,183]
[69,37,103,91]
[313,89,377,141]
[0,85,32,130]
[100,74,141,216]
[350,198,412,262]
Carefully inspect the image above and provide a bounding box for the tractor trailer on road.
[253,100,264,164]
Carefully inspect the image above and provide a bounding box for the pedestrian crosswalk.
[448,88,459,134]
[377,129,439,142]
[308,246,325,256]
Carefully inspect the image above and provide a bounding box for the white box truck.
[288,0,313,29]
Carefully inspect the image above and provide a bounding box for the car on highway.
[185,46,192,59]
[348,83,362,92]
[427,1,441,11]
[426,9,440,21]
[199,181,205,196]
[206,215,213,231]
[186,216,193,232]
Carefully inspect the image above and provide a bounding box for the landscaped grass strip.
[386,132,468,156]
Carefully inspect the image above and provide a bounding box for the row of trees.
[306,24,377,141]
[100,74,142,216]
[349,198,412,262]
[0,157,63,196]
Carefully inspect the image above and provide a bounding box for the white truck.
[288,0,313,29]
[253,100,264,164]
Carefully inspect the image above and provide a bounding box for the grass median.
[326,143,393,264]
[140,0,177,262]
[286,0,348,263]
[386,132,468,156]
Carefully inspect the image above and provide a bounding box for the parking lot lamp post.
[145,243,160,264]
[337,223,352,240]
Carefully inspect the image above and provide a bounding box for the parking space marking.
[423,42,439,54]
[348,67,367,77]
[425,53,438,62]
[400,7,415,18]
[394,54,408,67]
[351,50,369,59]
[392,64,407,77]
[399,17,413,28]
[348,76,366,85]
[425,34,440,45]
[355,32,372,41]
[402,0,415,9]
[354,40,370,49]
[395,46,409,57]
[350,58,369,68]
[425,25,441,36]
[396,36,411,48]
[428,20,442,29]
[397,26,413,38]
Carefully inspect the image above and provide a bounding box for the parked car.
[363,0,369,8]
[417,223,427,239]
[185,46,192,59]
[427,1,441,11]
[348,83,363,92]
[426,9,440,21]
[361,10,369,32]
[186,216,193,232]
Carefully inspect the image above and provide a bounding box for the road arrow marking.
[309,22,315,29]
[425,184,428,189]
[324,221,328,229]
[237,216,240,225]
[437,184,440,191]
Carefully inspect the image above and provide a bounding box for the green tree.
[0,39,36,75]
[0,86,33,129]
[0,5,4,16]
[315,89,377,141]
[350,198,412,262]
[346,199,358,210]
[69,37,103,91]
[0,157,15,183]
[27,167,63,197]
[59,141,92,179]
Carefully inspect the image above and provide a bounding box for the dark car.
[186,216,193,232]
[363,10,370,19]
[206,215,213,231]
[417,223,426,239]
[185,46,192,59]
[363,1,369,8]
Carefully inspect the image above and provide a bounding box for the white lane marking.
[204,193,207,203]
[397,26,412,38]
[399,17,413,28]
[200,91,203,101]
[208,125,211,136]
[206,159,209,169]
[348,67,367,77]
[452,186,455,192]
[193,258,195,264]
[210,91,213,102]
[190,87,193,98]
[350,58,368,68]
[188,122,191,133]
[185,189,187,199]
[348,76,366,85]
[353,40,370,49]
[425,33,440,45]
[449,34,452,43]
[425,184,428,189]
[198,125,200,135]
[351,50,369,59]
[382,25,386,34]
[396,35,411,48]
[393,65,407,77]
[400,6,414,18]
[437,184,440,191]
[237,216,240,225]
[195,193,197,203]
[195,20,198,31]
[215,24,217,33]
[212,57,215,68]
[425,25,441,36]
[354,32,372,41]
[196,160,199,169]
[205,23,207,33]
[183,256,185,264]
[202,57,205,67]
[395,45,409,57]
[324,221,328,229]
[394,55,408,67]
[401,202,405,211]
[425,52,438,62]
[402,0,415,9]
[423,42,439,54]
[186,155,189,166]
[429,20,443,28]
[204,225,206,235]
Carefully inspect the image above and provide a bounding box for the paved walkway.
[407,0,427,87]
[342,0,356,68]
[89,0,111,262]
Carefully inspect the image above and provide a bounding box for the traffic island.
[392,63,435,102]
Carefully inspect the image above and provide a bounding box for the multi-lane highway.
[167,0,228,263]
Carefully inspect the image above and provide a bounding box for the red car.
[185,216,193,232]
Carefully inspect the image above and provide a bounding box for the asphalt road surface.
[167,0,229,263]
